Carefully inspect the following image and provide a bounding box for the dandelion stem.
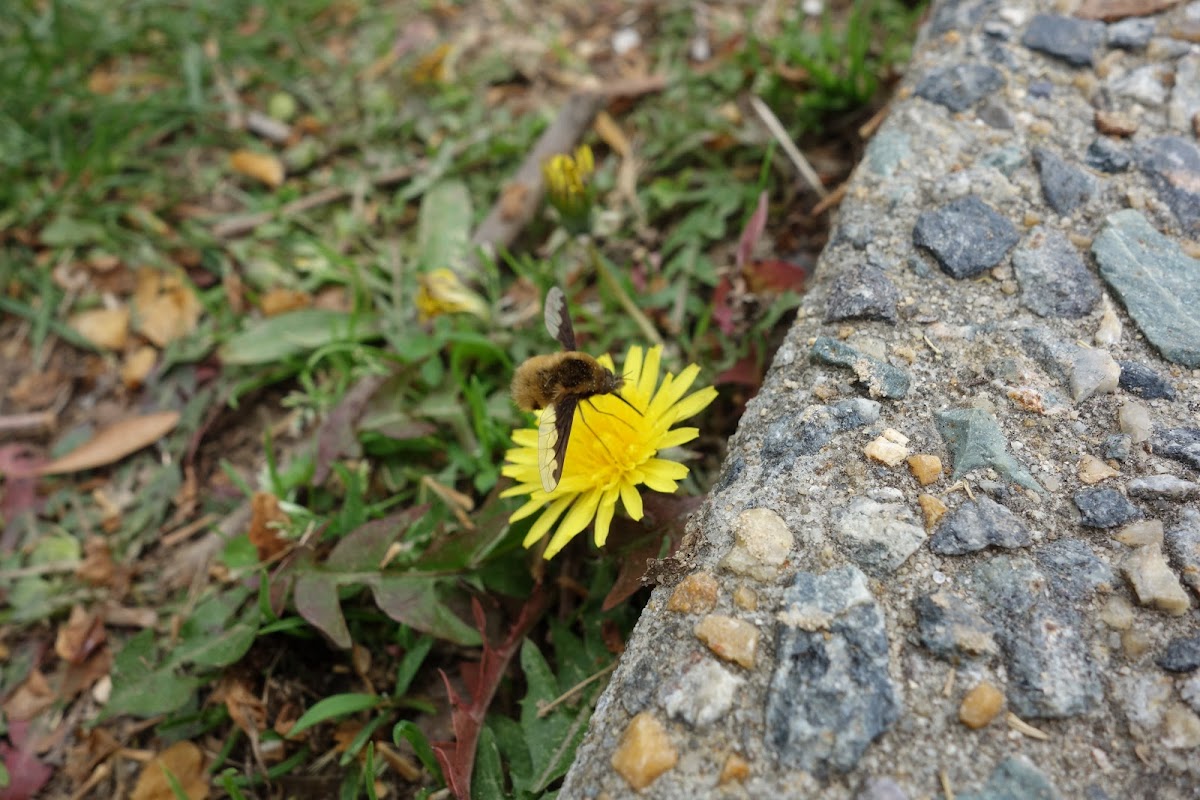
[589,244,664,348]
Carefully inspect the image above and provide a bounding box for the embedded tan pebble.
[694,614,759,669]
[733,584,758,611]
[812,383,838,402]
[718,753,750,786]
[1119,401,1152,444]
[610,712,678,790]
[918,494,949,530]
[907,454,943,486]
[893,344,917,364]
[1100,595,1135,630]
[720,508,793,581]
[1078,454,1119,484]
[1095,108,1138,137]
[959,682,1005,729]
[1123,629,1154,658]
[1114,520,1164,548]
[1164,704,1200,750]
[865,435,909,467]
[1122,545,1191,615]
[1094,297,1122,345]
[667,572,719,614]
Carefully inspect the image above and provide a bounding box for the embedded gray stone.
[835,496,926,576]
[915,63,1005,112]
[1118,360,1177,399]
[768,567,899,777]
[1158,635,1200,674]
[1032,147,1096,215]
[661,659,745,727]
[959,755,1064,800]
[1035,539,1114,597]
[1111,65,1169,106]
[763,399,881,464]
[929,496,1033,555]
[913,591,999,660]
[1021,14,1105,66]
[1137,137,1200,234]
[1074,488,1142,528]
[1011,228,1101,318]
[866,129,911,177]
[1092,210,1200,367]
[1153,427,1200,471]
[1105,434,1132,461]
[1085,137,1131,173]
[1167,54,1200,133]
[1020,326,1120,402]
[913,195,1020,279]
[935,408,1041,492]
[1127,474,1199,500]
[1165,508,1200,595]
[811,337,911,399]
[824,265,900,324]
[1107,17,1154,49]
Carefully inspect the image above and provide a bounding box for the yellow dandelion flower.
[415,269,489,322]
[501,344,718,560]
[541,145,595,233]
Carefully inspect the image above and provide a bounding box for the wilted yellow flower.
[416,269,489,322]
[542,145,595,233]
[501,345,717,559]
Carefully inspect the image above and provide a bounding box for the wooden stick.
[0,410,55,436]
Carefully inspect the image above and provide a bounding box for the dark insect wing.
[543,286,577,351]
[537,395,578,492]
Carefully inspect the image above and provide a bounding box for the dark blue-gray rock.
[913,591,998,660]
[915,64,1005,112]
[1020,326,1120,402]
[1011,228,1101,318]
[856,778,910,800]
[973,555,1102,718]
[866,129,911,177]
[768,566,899,777]
[1107,17,1155,49]
[935,408,1041,492]
[1165,508,1200,595]
[835,497,926,576]
[1092,210,1200,367]
[1153,427,1200,471]
[763,399,881,464]
[1074,488,1142,528]
[1118,360,1177,399]
[913,196,1020,279]
[1137,137,1200,234]
[930,496,1033,555]
[1035,539,1114,597]
[1021,14,1105,66]
[1085,137,1131,173]
[977,99,1016,129]
[824,265,900,324]
[1032,147,1096,214]
[927,0,991,37]
[1105,434,1131,461]
[1028,80,1053,99]
[811,337,911,399]
[959,756,1063,800]
[1127,473,1199,500]
[1158,635,1200,673]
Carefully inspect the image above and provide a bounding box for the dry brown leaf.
[131,741,210,800]
[274,702,302,739]
[213,676,266,739]
[2,669,54,721]
[55,605,106,664]
[593,111,630,157]
[230,148,285,187]
[40,411,180,475]
[259,288,312,316]
[248,492,290,561]
[132,268,203,347]
[69,308,130,350]
[121,345,159,389]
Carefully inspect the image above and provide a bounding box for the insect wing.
[543,286,577,351]
[538,396,577,493]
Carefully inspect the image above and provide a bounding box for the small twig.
[748,95,828,199]
[161,512,219,548]
[0,560,82,579]
[244,110,292,144]
[0,410,56,437]
[1006,712,1051,740]
[857,104,891,141]
[537,661,617,718]
[591,244,664,348]
[940,769,955,800]
[810,181,847,216]
[212,163,421,238]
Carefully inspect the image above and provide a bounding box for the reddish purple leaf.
[0,720,53,800]
[735,190,769,270]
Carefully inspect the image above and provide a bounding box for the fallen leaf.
[0,720,53,800]
[39,411,180,475]
[213,676,266,739]
[735,190,769,271]
[248,492,290,562]
[130,741,210,800]
[132,268,203,347]
[259,288,312,316]
[1075,0,1181,20]
[2,671,54,722]
[230,149,285,188]
[69,308,130,350]
[54,605,106,664]
[593,110,631,157]
[121,345,159,389]
[744,258,808,295]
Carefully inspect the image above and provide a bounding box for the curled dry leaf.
[121,345,159,389]
[69,308,130,351]
[39,411,180,475]
[132,268,203,347]
[230,148,285,188]
[213,675,266,739]
[248,491,291,561]
[259,288,312,316]
[130,741,210,800]
[54,604,106,665]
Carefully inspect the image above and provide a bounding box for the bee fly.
[511,287,638,493]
